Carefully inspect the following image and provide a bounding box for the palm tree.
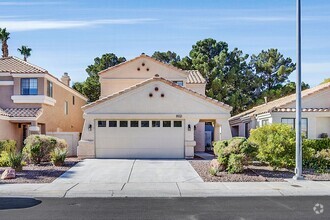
[17,46,32,61]
[0,28,10,58]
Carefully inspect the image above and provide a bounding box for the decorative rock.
[210,159,226,172]
[1,168,16,180]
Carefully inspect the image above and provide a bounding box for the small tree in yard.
[248,124,296,170]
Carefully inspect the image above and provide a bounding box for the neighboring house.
[229,82,330,139]
[0,56,88,151]
[78,54,232,159]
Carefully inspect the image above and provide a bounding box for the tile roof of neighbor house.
[98,53,189,77]
[230,82,330,121]
[0,56,47,73]
[273,108,330,112]
[83,76,232,111]
[0,108,43,118]
[0,56,88,101]
[186,70,206,84]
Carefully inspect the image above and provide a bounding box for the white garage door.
[95,120,184,158]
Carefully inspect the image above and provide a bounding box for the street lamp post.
[294,0,304,180]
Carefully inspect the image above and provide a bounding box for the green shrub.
[209,167,217,176]
[227,154,245,174]
[304,149,330,173]
[50,148,67,166]
[212,137,255,173]
[248,124,296,169]
[8,152,23,171]
[303,138,330,152]
[0,140,16,153]
[0,151,10,166]
[23,135,68,164]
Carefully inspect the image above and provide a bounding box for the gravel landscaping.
[189,160,330,182]
[0,157,80,184]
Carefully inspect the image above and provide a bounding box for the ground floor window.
[261,119,270,127]
[281,118,308,138]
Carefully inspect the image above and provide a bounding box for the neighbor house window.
[109,121,117,127]
[64,101,68,115]
[163,121,171,127]
[244,123,249,138]
[141,121,149,127]
[174,121,182,127]
[152,121,160,127]
[47,80,53,97]
[281,118,308,138]
[21,78,38,95]
[261,119,269,127]
[130,121,139,127]
[98,121,106,127]
[173,81,183,86]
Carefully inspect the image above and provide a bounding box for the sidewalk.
[1,180,330,198]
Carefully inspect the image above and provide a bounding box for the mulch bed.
[0,157,81,184]
[189,160,330,182]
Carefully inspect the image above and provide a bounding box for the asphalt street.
[0,196,329,220]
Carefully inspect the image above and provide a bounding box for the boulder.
[1,168,16,180]
[210,159,226,172]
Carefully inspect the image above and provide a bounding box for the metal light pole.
[294,0,304,180]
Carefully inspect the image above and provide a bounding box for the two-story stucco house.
[0,56,88,150]
[78,54,232,159]
[229,82,330,139]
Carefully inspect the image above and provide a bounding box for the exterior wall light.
[188,124,191,131]
[88,124,92,131]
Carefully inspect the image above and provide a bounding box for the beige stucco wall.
[0,119,20,145]
[283,89,330,108]
[186,84,206,95]
[99,57,188,97]
[37,81,86,133]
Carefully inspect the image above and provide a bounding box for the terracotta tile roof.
[0,108,10,117]
[83,77,232,111]
[0,56,47,73]
[230,82,330,121]
[186,70,206,84]
[273,108,330,112]
[98,54,189,77]
[1,108,43,118]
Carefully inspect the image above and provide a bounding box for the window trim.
[281,117,308,138]
[64,101,69,115]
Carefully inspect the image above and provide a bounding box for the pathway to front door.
[53,159,203,184]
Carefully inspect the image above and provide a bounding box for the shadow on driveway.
[0,197,42,210]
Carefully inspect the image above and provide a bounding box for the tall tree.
[152,51,181,66]
[0,28,10,58]
[73,53,126,102]
[17,45,32,61]
[249,49,296,93]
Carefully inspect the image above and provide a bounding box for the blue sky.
[1,0,329,86]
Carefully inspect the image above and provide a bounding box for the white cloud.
[0,18,158,32]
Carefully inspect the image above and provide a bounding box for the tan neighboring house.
[0,56,88,154]
[78,54,232,159]
[229,82,330,139]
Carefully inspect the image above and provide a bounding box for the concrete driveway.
[53,159,203,184]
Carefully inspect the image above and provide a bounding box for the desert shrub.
[0,151,10,166]
[50,148,67,166]
[0,140,16,154]
[23,135,68,164]
[304,149,330,173]
[303,138,330,152]
[212,137,256,173]
[248,124,296,169]
[209,167,217,176]
[227,154,245,174]
[8,152,23,171]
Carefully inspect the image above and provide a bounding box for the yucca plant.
[50,148,67,166]
[8,152,23,171]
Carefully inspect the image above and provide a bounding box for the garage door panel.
[95,120,184,158]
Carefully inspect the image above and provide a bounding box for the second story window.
[21,78,38,95]
[47,80,53,98]
[173,81,183,86]
[64,101,69,115]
